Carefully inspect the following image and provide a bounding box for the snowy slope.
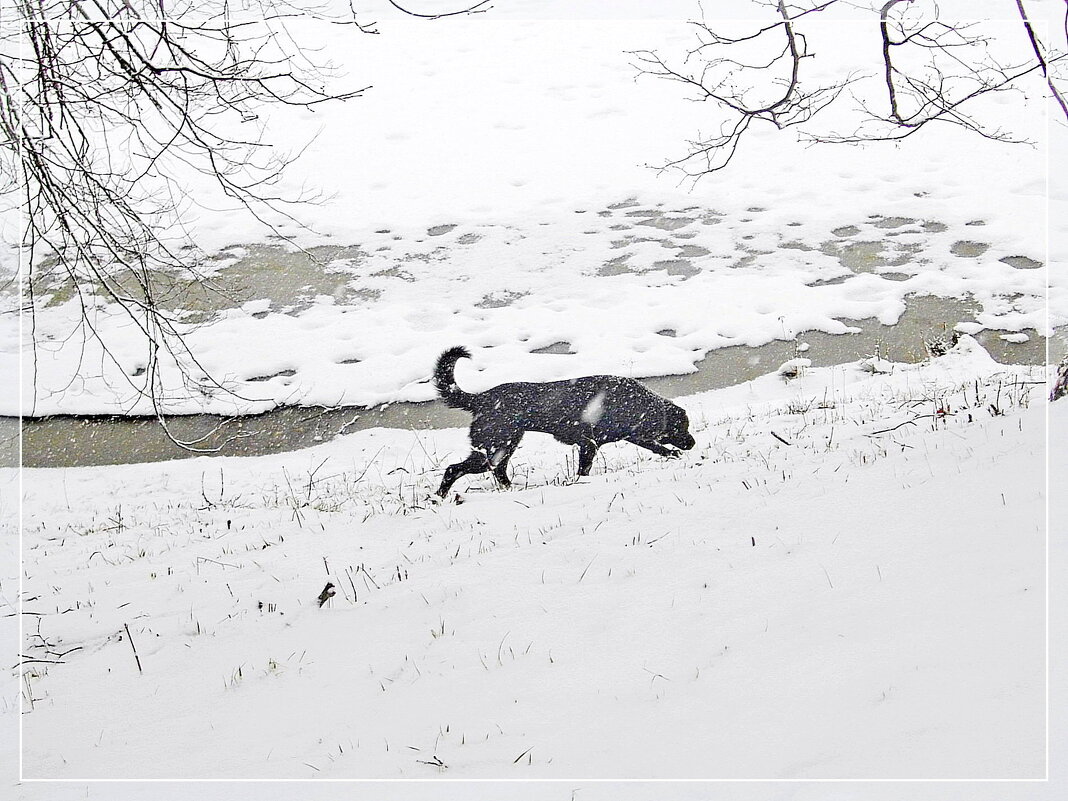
[17,340,1046,779]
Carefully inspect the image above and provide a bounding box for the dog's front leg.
[577,440,599,476]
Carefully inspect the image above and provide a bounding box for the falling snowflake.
[581,391,607,425]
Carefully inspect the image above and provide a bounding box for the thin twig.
[124,622,143,674]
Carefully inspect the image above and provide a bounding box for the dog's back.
[476,375,665,443]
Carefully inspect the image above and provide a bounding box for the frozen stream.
[9,295,1053,468]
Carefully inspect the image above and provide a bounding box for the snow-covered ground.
[4,1,1065,798]
[12,340,1048,780]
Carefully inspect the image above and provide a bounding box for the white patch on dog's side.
[582,391,607,425]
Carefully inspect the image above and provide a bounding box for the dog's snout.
[664,431,695,450]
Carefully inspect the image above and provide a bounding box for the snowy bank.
[17,340,1047,779]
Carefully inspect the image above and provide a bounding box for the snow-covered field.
[4,0,1065,798]
[13,340,1047,780]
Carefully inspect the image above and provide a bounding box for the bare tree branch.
[1,0,482,451]
[1015,0,1068,118]
[634,0,1068,179]
[386,0,493,20]
[630,0,855,178]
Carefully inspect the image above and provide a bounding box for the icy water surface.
[10,203,1054,468]
[28,243,374,322]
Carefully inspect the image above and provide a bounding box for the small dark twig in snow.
[17,656,67,667]
[124,623,143,674]
[497,632,511,666]
[317,582,336,608]
[819,563,834,590]
[865,414,946,436]
[643,667,671,686]
[196,557,238,572]
[417,754,447,769]
[578,556,597,583]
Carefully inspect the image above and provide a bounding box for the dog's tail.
[434,346,477,410]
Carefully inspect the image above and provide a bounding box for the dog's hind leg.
[490,434,524,488]
[577,439,599,477]
[437,451,491,497]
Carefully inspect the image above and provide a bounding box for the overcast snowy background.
[2,0,1066,798]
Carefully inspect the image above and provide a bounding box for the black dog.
[434,347,695,496]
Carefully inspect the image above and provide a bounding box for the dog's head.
[658,403,696,453]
